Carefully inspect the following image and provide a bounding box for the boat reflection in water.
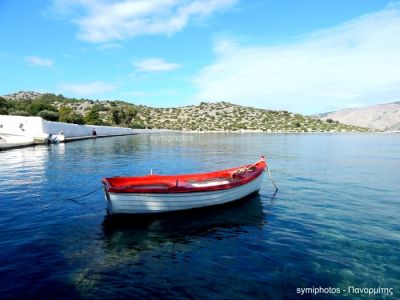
[101,193,267,252]
[72,194,268,298]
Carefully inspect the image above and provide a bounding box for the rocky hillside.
[3,91,42,101]
[315,102,400,131]
[1,91,369,132]
[136,102,368,132]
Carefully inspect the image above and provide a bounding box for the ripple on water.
[0,134,399,299]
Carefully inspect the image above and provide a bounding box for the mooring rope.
[64,185,103,202]
[266,165,278,192]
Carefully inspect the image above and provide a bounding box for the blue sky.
[0,0,398,114]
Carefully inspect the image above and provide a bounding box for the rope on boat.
[232,158,263,177]
[266,165,278,192]
[64,185,103,202]
[232,156,278,192]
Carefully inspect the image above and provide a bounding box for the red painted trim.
[102,158,267,194]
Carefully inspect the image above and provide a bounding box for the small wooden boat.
[102,157,267,214]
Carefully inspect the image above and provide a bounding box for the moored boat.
[102,157,267,214]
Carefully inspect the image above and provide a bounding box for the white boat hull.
[105,172,264,214]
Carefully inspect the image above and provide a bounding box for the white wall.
[0,116,181,142]
[43,120,134,137]
[0,115,134,139]
[0,115,46,138]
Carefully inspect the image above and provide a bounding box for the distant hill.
[132,102,369,132]
[3,91,43,101]
[314,102,400,131]
[1,91,369,132]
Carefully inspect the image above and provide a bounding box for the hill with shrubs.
[0,91,369,132]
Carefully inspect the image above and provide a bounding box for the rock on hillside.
[315,102,400,131]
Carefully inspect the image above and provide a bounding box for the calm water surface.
[0,133,399,299]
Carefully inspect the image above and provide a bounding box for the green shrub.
[131,122,146,129]
[84,108,103,125]
[9,110,30,116]
[68,113,84,124]
[37,110,59,121]
[59,106,84,124]
[26,99,58,115]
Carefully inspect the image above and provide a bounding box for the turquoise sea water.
[0,133,399,299]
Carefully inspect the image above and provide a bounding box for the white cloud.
[194,4,400,114]
[59,81,117,96]
[51,0,237,43]
[26,56,54,67]
[134,58,180,72]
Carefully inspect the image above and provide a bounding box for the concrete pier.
[0,133,138,151]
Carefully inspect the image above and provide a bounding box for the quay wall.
[0,115,46,138]
[42,120,133,137]
[0,115,134,138]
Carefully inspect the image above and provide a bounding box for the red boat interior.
[102,159,266,193]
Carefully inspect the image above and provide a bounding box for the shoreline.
[1,130,394,152]
[176,130,377,134]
